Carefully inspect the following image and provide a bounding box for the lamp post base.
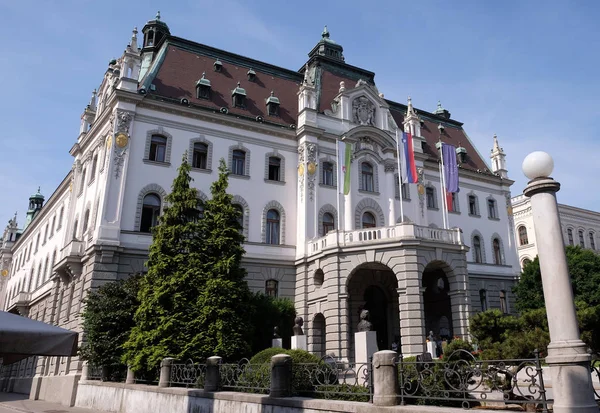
[545,340,597,413]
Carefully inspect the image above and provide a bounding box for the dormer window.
[266,91,280,116]
[195,72,211,100]
[456,146,467,164]
[213,59,222,72]
[232,82,246,108]
[247,68,256,82]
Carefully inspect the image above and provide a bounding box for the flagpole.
[396,129,405,224]
[336,138,343,232]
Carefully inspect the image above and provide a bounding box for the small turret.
[24,187,44,230]
[490,134,508,178]
[1,212,19,247]
[308,26,344,62]
[434,101,451,119]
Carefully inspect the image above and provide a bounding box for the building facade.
[0,14,520,404]
[512,195,600,268]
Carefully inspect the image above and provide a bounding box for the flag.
[399,132,418,183]
[442,143,459,193]
[338,141,352,195]
[446,192,454,212]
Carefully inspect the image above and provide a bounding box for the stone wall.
[75,381,467,413]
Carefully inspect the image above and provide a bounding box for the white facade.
[0,15,521,405]
[512,194,600,267]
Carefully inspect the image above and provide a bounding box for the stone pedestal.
[355,331,378,364]
[291,335,307,351]
[270,354,292,398]
[426,341,436,358]
[271,338,283,348]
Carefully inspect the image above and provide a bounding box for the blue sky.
[1,0,599,228]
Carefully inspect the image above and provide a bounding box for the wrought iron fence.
[170,360,206,388]
[591,356,600,400]
[134,368,160,386]
[396,349,551,411]
[294,356,373,402]
[86,364,127,382]
[220,358,270,394]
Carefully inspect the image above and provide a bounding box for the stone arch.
[354,198,385,229]
[318,204,338,236]
[134,184,168,231]
[311,313,327,357]
[232,195,250,240]
[261,200,286,244]
[144,127,173,163]
[344,125,397,150]
[471,230,487,263]
[490,233,505,265]
[188,135,214,170]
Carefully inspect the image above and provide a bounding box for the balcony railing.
[307,223,462,256]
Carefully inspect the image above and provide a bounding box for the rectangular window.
[488,199,497,219]
[468,195,478,215]
[500,290,508,314]
[322,162,334,186]
[232,150,246,176]
[268,157,281,181]
[479,289,488,311]
[451,193,458,212]
[426,187,436,209]
[149,136,167,162]
[192,143,208,169]
[401,182,410,200]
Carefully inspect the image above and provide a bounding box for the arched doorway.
[312,313,326,357]
[347,263,399,358]
[422,262,453,341]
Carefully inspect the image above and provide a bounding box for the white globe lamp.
[522,151,554,180]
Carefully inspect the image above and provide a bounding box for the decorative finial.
[379,92,384,98]
[37,186,41,194]
[408,96,412,105]
[339,81,345,93]
[156,11,161,20]
[270,91,274,96]
[322,25,330,39]
[237,81,241,87]
[438,123,445,133]
[201,71,206,78]
[437,100,442,110]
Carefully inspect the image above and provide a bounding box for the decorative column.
[296,141,318,256]
[522,151,596,413]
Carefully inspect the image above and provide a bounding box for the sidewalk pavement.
[0,393,105,413]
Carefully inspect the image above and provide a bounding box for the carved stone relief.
[417,168,425,218]
[298,145,306,202]
[113,110,134,179]
[352,96,375,126]
[306,143,317,201]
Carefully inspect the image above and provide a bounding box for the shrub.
[443,338,474,361]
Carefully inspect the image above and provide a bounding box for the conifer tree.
[123,154,205,372]
[191,159,253,360]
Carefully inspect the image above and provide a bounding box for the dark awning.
[0,311,78,364]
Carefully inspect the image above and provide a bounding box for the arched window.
[322,212,335,235]
[360,162,374,192]
[473,236,483,263]
[493,238,502,265]
[79,168,87,194]
[192,142,208,169]
[232,150,246,175]
[567,228,574,246]
[479,289,488,311]
[90,154,98,181]
[234,204,244,233]
[50,216,56,236]
[149,135,167,162]
[266,209,280,244]
[518,226,529,246]
[362,212,376,228]
[590,232,596,250]
[58,206,64,229]
[322,162,334,186]
[578,230,585,247]
[265,279,279,297]
[82,209,90,234]
[72,220,79,240]
[140,194,161,233]
[522,258,532,268]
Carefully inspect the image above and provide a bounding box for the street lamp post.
[522,151,597,412]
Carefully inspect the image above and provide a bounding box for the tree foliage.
[80,274,141,367]
[249,295,296,352]
[123,154,207,371]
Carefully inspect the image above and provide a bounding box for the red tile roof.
[146,37,492,175]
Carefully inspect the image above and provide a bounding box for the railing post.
[204,356,222,392]
[126,366,135,384]
[270,354,292,397]
[158,357,175,388]
[372,350,398,406]
[81,362,89,381]
[534,349,549,413]
[397,354,405,406]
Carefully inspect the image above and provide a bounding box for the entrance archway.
[422,262,453,341]
[347,263,399,358]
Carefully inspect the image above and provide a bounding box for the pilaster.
[296,140,318,256]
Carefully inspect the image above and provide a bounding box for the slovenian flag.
[399,131,418,183]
